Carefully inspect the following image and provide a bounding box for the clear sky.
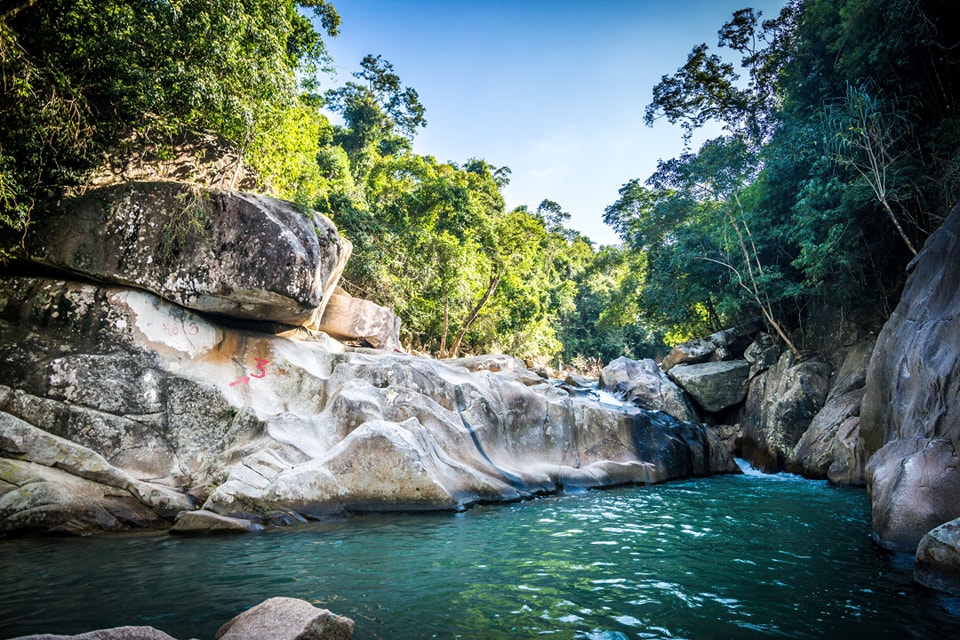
[320,0,787,245]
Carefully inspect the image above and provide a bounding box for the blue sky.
[320,1,788,245]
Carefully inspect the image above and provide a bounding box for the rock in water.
[9,628,177,639]
[915,517,960,595]
[740,352,831,472]
[215,597,354,640]
[21,181,350,327]
[861,204,960,552]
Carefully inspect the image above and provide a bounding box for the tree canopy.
[3,0,959,368]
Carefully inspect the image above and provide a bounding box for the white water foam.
[735,457,807,481]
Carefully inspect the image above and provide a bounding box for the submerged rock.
[11,627,179,640]
[8,597,354,640]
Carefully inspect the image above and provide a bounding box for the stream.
[3,462,959,639]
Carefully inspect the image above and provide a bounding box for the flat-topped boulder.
[667,359,750,413]
[21,181,350,327]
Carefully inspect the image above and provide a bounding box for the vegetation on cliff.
[2,0,958,364]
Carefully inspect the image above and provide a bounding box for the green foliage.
[622,0,960,353]
[0,0,340,245]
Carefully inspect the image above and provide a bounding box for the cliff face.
[861,204,960,552]
[0,183,736,536]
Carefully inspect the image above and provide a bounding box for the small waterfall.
[735,457,806,481]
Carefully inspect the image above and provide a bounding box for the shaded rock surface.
[787,339,875,485]
[599,357,700,423]
[915,517,960,595]
[865,437,960,553]
[20,181,349,327]
[0,276,736,535]
[861,204,960,552]
[667,359,750,413]
[740,352,832,473]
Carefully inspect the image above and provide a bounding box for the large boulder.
[661,320,764,371]
[787,339,875,485]
[316,291,403,351]
[740,352,832,472]
[865,437,960,553]
[667,359,750,414]
[861,204,960,551]
[599,357,700,423]
[215,597,354,640]
[20,181,350,327]
[0,276,736,534]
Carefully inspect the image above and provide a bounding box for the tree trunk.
[448,264,504,358]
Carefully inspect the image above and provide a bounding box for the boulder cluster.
[597,204,960,593]
[0,181,736,541]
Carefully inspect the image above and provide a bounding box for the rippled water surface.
[3,467,959,639]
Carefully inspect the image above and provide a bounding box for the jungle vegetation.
[2,0,958,369]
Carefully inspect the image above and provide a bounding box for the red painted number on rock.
[229,358,271,387]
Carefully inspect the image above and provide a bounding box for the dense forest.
[2,0,958,369]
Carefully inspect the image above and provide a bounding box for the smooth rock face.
[599,357,700,423]
[22,181,349,327]
[215,597,354,640]
[0,276,736,534]
[865,437,960,553]
[668,360,750,414]
[169,509,265,534]
[915,518,960,595]
[740,353,832,473]
[861,204,960,551]
[316,292,403,351]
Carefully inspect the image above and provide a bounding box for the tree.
[825,82,922,255]
[0,0,341,253]
[324,54,426,179]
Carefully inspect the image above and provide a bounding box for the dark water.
[3,466,959,639]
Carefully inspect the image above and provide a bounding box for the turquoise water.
[2,467,959,639]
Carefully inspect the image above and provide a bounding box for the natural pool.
[3,464,959,639]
